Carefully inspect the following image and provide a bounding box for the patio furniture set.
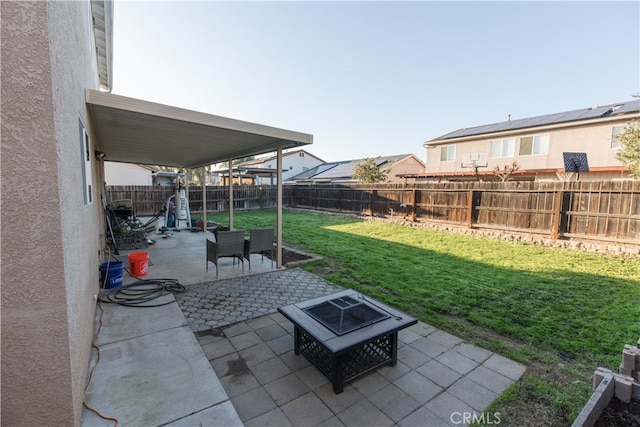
[206,227,275,277]
[205,228,419,393]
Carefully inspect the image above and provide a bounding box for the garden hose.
[98,279,186,307]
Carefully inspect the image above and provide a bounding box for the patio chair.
[206,230,245,277]
[244,227,275,272]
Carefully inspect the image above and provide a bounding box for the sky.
[111,1,640,163]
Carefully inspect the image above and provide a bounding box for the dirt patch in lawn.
[265,246,313,265]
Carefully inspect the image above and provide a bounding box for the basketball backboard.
[461,153,488,168]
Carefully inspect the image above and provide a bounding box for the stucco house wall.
[2,1,104,424]
[105,161,155,185]
[387,155,427,183]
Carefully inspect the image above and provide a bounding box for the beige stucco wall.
[2,1,103,425]
[105,161,155,185]
[387,156,426,183]
[425,117,636,179]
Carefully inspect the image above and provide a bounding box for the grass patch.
[208,209,640,425]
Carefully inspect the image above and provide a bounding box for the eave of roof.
[90,0,113,91]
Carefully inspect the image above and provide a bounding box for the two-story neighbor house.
[409,101,639,182]
[211,149,325,185]
[286,154,426,184]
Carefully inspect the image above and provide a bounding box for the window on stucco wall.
[440,145,455,162]
[610,125,625,150]
[489,138,515,158]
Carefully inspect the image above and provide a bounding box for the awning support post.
[201,165,207,231]
[228,159,234,230]
[276,148,283,268]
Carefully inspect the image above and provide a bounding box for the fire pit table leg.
[389,332,398,366]
[332,355,345,394]
[293,326,301,355]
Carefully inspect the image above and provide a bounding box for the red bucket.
[128,252,149,277]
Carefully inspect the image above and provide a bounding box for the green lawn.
[207,209,640,425]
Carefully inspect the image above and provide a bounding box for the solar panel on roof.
[429,100,639,142]
[315,162,355,178]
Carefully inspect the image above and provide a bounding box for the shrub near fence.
[107,181,640,245]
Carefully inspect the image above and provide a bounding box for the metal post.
[228,159,234,230]
[201,165,206,231]
[276,148,283,268]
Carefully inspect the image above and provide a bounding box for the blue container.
[99,261,124,289]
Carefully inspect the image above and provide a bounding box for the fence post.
[466,190,475,228]
[370,189,376,216]
[411,189,417,222]
[551,190,563,240]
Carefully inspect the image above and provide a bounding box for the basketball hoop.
[462,159,478,169]
[461,153,489,169]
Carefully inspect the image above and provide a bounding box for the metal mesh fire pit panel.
[303,296,390,335]
[296,327,394,387]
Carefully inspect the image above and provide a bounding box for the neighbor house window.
[79,118,93,206]
[610,125,625,149]
[489,138,515,158]
[440,145,455,162]
[519,134,549,155]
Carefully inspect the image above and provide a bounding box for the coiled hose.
[98,279,186,307]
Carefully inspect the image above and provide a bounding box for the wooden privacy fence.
[106,185,279,217]
[288,181,640,245]
[107,181,640,245]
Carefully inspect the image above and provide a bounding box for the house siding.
[425,114,636,180]
[105,161,155,185]
[388,156,427,183]
[2,1,103,425]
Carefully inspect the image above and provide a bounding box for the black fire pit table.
[278,290,417,393]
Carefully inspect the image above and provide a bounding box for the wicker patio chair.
[206,230,245,277]
[244,227,275,272]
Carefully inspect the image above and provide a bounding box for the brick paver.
[175,268,343,331]
[174,268,527,426]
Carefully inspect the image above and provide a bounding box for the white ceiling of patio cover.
[86,89,313,169]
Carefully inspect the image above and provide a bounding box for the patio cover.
[86,89,313,267]
[85,89,313,168]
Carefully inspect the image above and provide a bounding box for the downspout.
[276,148,283,268]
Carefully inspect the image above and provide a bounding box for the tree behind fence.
[107,181,640,245]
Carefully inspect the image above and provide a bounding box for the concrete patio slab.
[82,300,241,426]
[83,225,527,426]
